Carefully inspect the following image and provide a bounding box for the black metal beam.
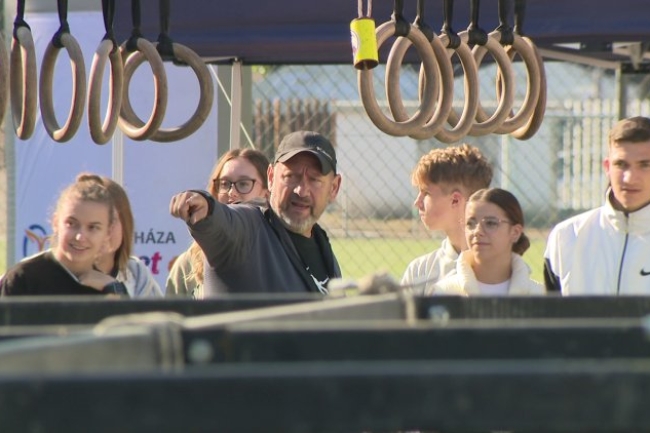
[6,295,650,328]
[0,294,321,325]
[2,359,650,432]
[2,319,650,365]
[416,295,650,319]
[185,319,650,363]
[7,295,650,328]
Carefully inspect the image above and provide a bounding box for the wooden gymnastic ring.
[431,33,479,143]
[358,21,438,137]
[385,31,455,139]
[506,37,546,140]
[457,31,514,136]
[474,31,539,135]
[384,33,440,137]
[88,39,124,145]
[39,32,87,142]
[118,38,167,141]
[10,26,37,140]
[441,32,483,141]
[129,43,213,142]
[412,35,456,140]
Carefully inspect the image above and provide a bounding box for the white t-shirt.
[477,280,510,296]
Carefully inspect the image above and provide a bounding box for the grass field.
[330,237,546,284]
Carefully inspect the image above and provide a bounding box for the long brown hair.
[101,177,135,274]
[188,148,270,284]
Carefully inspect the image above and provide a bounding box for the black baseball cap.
[274,131,337,174]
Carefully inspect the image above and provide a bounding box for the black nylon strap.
[440,0,461,49]
[513,0,526,35]
[391,0,410,38]
[156,0,176,61]
[466,0,488,46]
[101,0,118,51]
[13,0,31,36]
[52,0,70,48]
[495,0,515,46]
[125,0,143,53]
[414,0,433,42]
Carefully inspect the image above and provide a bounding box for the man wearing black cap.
[169,130,342,295]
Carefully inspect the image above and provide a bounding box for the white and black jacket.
[401,237,459,296]
[544,191,650,295]
[428,251,544,296]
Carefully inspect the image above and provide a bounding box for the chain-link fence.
[0,58,647,283]
[248,61,650,282]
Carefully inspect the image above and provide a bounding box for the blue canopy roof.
[113,0,650,65]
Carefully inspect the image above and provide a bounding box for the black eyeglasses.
[215,178,257,195]
[465,217,512,233]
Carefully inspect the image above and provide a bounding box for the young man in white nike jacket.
[544,116,650,295]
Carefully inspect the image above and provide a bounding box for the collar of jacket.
[603,188,650,235]
[264,207,337,293]
[457,251,534,296]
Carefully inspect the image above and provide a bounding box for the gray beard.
[270,192,316,235]
[278,211,315,236]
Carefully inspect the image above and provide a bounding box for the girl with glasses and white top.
[166,148,270,298]
[428,188,545,296]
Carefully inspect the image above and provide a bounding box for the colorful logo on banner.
[23,224,51,257]
[21,224,180,280]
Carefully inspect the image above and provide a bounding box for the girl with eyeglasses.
[428,188,545,296]
[166,148,270,298]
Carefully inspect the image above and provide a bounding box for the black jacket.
[191,198,341,295]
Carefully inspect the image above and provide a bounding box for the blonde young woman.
[429,188,545,296]
[94,177,163,298]
[1,174,126,296]
[166,148,270,298]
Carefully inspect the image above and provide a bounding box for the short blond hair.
[412,144,493,196]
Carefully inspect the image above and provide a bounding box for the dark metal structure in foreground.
[2,293,650,432]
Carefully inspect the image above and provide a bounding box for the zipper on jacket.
[616,215,630,295]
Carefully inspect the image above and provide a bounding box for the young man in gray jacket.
[169,131,342,295]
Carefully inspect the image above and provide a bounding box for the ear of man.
[450,190,464,205]
[329,173,342,201]
[267,164,275,189]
